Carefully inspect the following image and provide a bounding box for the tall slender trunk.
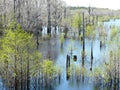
[36,18,39,49]
[88,5,91,24]
[82,12,85,83]
[47,0,51,35]
[14,55,18,90]
[26,49,30,90]
[114,53,117,90]
[54,3,57,33]
[96,16,98,24]
[82,12,85,67]
[18,0,21,23]
[4,60,8,89]
[14,0,16,20]
[26,44,30,90]
[20,56,23,90]
[26,1,30,31]
[92,15,94,25]
[90,41,93,71]
[64,7,66,18]
[36,31,39,49]
[78,13,81,36]
[3,0,6,26]
[39,23,42,37]
[66,55,70,80]
[117,55,119,89]
[109,51,113,86]
[14,29,18,90]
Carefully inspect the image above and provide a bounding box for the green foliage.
[98,16,105,22]
[60,34,64,45]
[86,24,96,39]
[0,22,34,62]
[75,65,81,77]
[81,50,86,58]
[0,22,41,84]
[110,27,118,40]
[80,67,88,76]
[108,26,120,51]
[41,60,58,79]
[30,51,42,77]
[93,67,103,77]
[69,60,89,80]
[72,12,82,29]
[98,16,111,22]
[67,67,71,77]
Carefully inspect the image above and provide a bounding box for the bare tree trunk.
[92,16,94,25]
[3,0,6,27]
[114,54,117,90]
[18,0,21,23]
[78,13,81,36]
[90,41,93,71]
[82,12,85,67]
[20,56,23,90]
[96,16,98,24]
[26,49,30,90]
[54,2,57,33]
[26,1,30,31]
[14,0,16,20]
[66,55,70,80]
[88,5,91,24]
[4,60,8,89]
[47,0,51,35]
[82,12,85,83]
[117,58,119,89]
[14,30,18,90]
[64,7,66,18]
[36,18,39,49]
[14,55,18,90]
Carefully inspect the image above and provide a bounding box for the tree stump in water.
[66,55,70,80]
[90,67,92,71]
[73,55,77,61]
[58,72,61,84]
[100,40,102,49]
[90,44,93,71]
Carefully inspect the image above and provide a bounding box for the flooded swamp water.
[0,19,120,90]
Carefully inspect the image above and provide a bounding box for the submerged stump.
[66,55,70,80]
[73,55,77,61]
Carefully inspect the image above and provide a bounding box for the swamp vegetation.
[0,0,120,90]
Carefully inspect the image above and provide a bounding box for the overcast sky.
[63,0,120,10]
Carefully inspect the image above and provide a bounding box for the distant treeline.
[69,6,88,10]
[69,6,110,10]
